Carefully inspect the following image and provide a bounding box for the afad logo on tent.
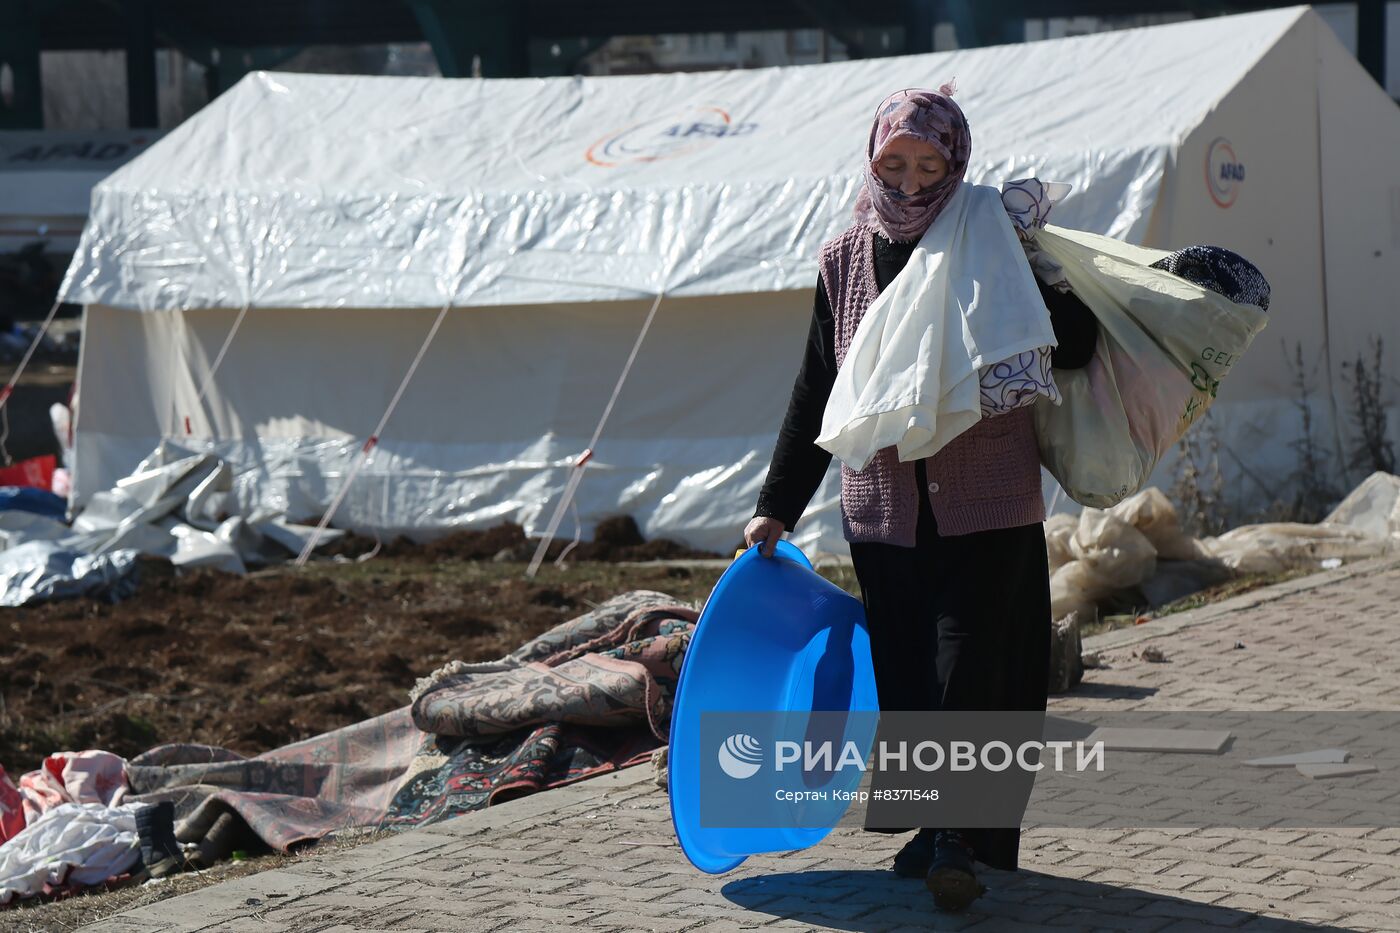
[1205,137,1245,208]
[586,106,757,167]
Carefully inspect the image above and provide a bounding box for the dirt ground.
[0,520,747,775]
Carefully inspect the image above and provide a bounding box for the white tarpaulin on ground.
[0,447,346,596]
[58,6,1400,556]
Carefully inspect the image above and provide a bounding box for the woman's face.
[873,136,949,195]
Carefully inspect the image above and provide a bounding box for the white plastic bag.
[1069,509,1158,590]
[1323,471,1400,541]
[1049,507,1159,622]
[1032,224,1268,508]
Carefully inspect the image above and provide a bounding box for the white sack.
[1070,509,1159,591]
[1050,562,1102,625]
[1107,486,1210,560]
[1044,512,1078,574]
[1051,507,1159,621]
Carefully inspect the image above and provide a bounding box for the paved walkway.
[81,555,1400,933]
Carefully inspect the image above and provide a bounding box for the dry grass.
[1081,565,1318,638]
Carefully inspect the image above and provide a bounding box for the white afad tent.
[58,5,1400,557]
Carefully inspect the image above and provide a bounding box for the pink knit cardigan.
[820,223,1047,545]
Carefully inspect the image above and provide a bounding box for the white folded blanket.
[815,182,1060,471]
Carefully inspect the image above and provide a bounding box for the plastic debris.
[0,541,140,607]
[2,444,347,590]
[1322,471,1400,541]
[1202,522,1387,576]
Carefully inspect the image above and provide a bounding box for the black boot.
[135,801,184,878]
[925,829,987,911]
[891,828,938,878]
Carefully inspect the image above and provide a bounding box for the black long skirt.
[849,460,1052,872]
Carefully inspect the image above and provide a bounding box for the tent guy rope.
[0,298,63,466]
[294,300,454,567]
[183,302,251,436]
[526,288,668,578]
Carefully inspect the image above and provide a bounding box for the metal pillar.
[903,0,937,54]
[0,0,43,129]
[411,0,529,78]
[793,0,868,57]
[942,0,1026,48]
[124,0,158,127]
[1357,0,1386,90]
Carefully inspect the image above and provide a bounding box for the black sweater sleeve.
[1040,279,1099,370]
[753,276,836,530]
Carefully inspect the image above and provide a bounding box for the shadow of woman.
[721,867,1345,931]
[1063,681,1159,702]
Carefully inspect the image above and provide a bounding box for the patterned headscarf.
[853,81,973,243]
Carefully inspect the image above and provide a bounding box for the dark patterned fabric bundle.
[1148,245,1271,312]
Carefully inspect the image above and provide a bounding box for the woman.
[742,85,1100,912]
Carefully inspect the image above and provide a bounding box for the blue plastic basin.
[668,540,878,873]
